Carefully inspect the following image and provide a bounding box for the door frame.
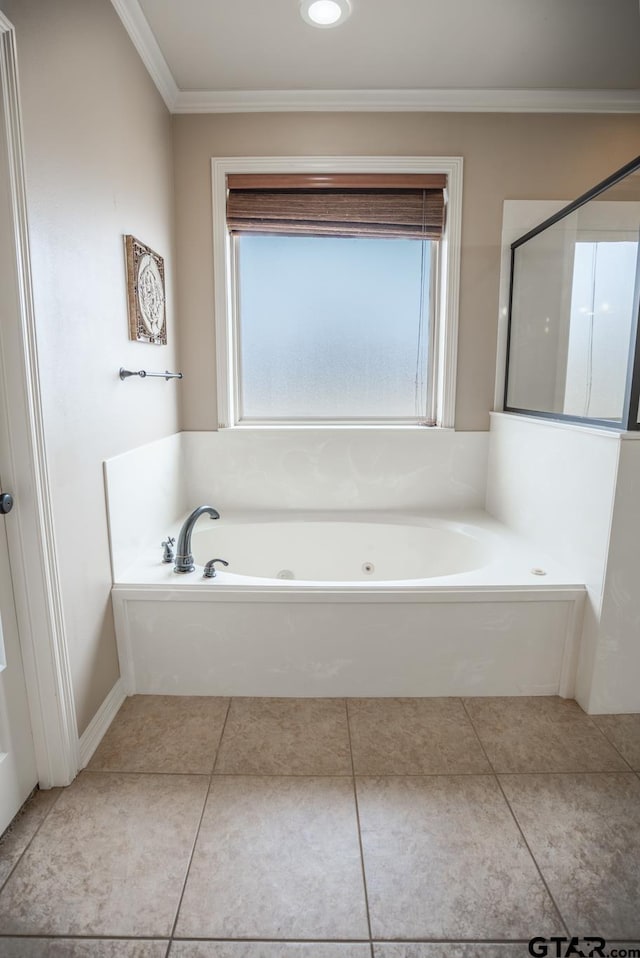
[0,11,77,788]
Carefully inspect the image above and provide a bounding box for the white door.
[0,498,37,834]
[0,55,38,833]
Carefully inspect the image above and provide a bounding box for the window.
[212,158,463,428]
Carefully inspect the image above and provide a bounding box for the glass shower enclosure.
[505,155,640,430]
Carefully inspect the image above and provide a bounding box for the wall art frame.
[124,234,167,345]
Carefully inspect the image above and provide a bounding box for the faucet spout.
[174,505,220,573]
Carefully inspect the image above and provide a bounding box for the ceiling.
[111,0,640,113]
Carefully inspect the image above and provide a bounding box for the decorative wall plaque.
[124,235,167,344]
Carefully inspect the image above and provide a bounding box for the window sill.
[219,422,455,432]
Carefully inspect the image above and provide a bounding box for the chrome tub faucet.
[203,558,229,578]
[174,505,220,574]
[161,537,175,563]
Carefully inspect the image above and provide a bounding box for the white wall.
[3,0,180,734]
[590,438,640,712]
[486,413,619,599]
[487,412,640,714]
[184,429,489,513]
[104,434,186,579]
[104,429,490,575]
[485,412,620,713]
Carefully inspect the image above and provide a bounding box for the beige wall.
[4,0,179,735]
[173,112,640,431]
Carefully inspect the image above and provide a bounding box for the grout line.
[168,698,233,943]
[185,939,533,944]
[14,933,640,944]
[159,936,373,943]
[0,935,172,941]
[345,699,375,958]
[166,783,215,944]
[493,774,572,939]
[587,719,636,772]
[0,935,636,958]
[469,769,640,778]
[82,769,212,777]
[352,769,640,778]
[370,938,538,944]
[211,698,233,776]
[84,767,357,778]
[210,771,354,778]
[82,766,640,778]
[454,699,496,777]
[372,938,542,944]
[0,787,65,898]
[0,931,372,945]
[461,700,571,940]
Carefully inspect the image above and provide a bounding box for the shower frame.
[503,154,640,431]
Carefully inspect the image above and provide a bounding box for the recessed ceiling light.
[300,0,352,28]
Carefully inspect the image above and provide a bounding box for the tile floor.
[0,696,639,957]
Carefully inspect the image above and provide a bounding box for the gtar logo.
[528,938,638,958]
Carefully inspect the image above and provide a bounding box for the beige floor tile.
[463,697,628,772]
[89,695,229,774]
[592,713,640,769]
[374,948,531,958]
[0,772,208,937]
[214,698,351,775]
[175,776,369,939]
[500,772,640,939]
[0,941,168,957]
[0,787,61,888]
[171,944,370,957]
[348,698,490,774]
[357,775,561,940]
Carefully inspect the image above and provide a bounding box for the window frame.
[212,156,463,429]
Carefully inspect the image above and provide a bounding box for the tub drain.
[362,562,375,575]
[277,569,295,579]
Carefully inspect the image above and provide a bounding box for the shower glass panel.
[505,156,640,430]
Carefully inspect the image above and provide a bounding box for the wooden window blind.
[226,173,447,240]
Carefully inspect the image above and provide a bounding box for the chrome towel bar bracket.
[119,368,183,381]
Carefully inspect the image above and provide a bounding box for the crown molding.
[110,0,178,111]
[174,88,640,114]
[110,2,640,116]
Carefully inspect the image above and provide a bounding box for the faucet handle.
[203,558,229,579]
[161,537,176,563]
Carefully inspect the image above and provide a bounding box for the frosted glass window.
[236,235,431,421]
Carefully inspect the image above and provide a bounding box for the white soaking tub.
[111,510,585,699]
[190,514,490,583]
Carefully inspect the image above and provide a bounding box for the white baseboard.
[78,678,126,768]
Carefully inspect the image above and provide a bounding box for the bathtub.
[190,514,491,583]
[111,510,586,698]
